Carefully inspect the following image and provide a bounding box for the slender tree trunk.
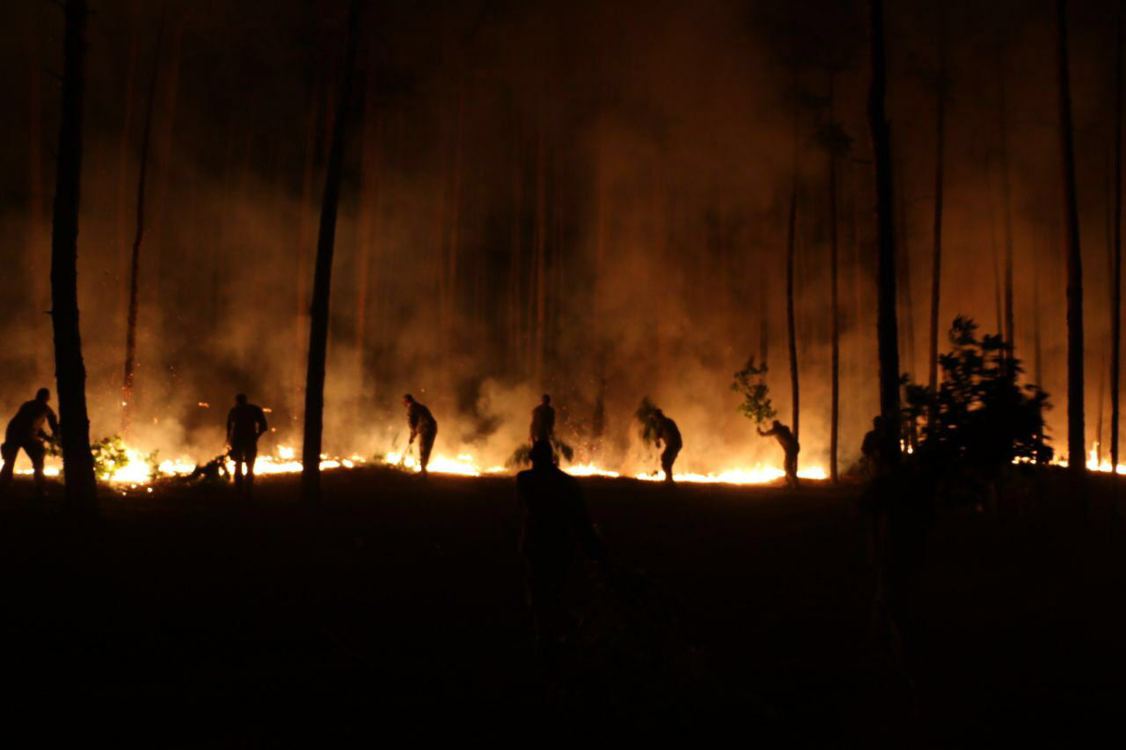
[869,0,902,440]
[829,77,841,484]
[998,36,1016,360]
[121,6,165,435]
[51,0,97,511]
[786,182,800,443]
[1112,0,1123,469]
[928,11,947,412]
[533,116,547,387]
[301,0,360,504]
[1057,0,1086,475]
[896,159,916,382]
[1034,263,1044,388]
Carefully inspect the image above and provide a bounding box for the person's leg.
[786,451,799,488]
[245,444,257,495]
[419,431,435,475]
[0,442,17,484]
[662,446,678,482]
[26,441,46,496]
[232,447,245,491]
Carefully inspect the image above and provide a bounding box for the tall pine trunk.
[1112,0,1123,469]
[786,182,800,443]
[998,37,1016,357]
[1057,0,1086,475]
[51,0,97,511]
[928,11,946,413]
[121,7,165,435]
[828,76,841,484]
[301,0,360,504]
[869,0,902,441]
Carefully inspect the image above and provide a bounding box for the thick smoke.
[0,0,1121,474]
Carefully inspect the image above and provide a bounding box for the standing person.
[530,393,556,444]
[403,393,438,477]
[516,440,605,651]
[0,388,59,496]
[759,419,800,488]
[652,408,682,484]
[227,393,268,496]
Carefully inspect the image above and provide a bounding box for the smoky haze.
[0,0,1120,474]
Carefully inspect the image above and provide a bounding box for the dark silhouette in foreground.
[403,393,438,476]
[530,394,555,443]
[0,388,59,496]
[227,393,268,496]
[516,440,605,653]
[651,410,683,483]
[759,419,799,488]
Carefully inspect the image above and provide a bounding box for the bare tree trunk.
[51,0,97,511]
[786,181,800,443]
[533,116,547,387]
[121,6,166,435]
[998,35,1016,360]
[869,0,902,439]
[829,76,841,484]
[1057,0,1086,476]
[301,0,360,504]
[1112,0,1123,469]
[928,10,946,413]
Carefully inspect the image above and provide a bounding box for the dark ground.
[1,467,1124,745]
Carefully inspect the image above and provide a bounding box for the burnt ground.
[1,467,1124,745]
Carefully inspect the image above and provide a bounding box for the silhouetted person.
[759,419,799,488]
[403,393,438,476]
[530,394,556,444]
[516,440,604,649]
[0,388,58,496]
[227,393,268,496]
[861,415,896,479]
[652,408,682,483]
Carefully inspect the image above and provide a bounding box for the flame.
[15,441,833,488]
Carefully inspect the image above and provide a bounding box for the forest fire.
[15,440,832,488]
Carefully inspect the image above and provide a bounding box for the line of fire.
[2,0,1126,742]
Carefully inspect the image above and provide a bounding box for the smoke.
[0,0,1122,474]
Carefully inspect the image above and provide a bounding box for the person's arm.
[257,408,268,437]
[46,407,59,438]
[408,410,418,443]
[226,410,235,445]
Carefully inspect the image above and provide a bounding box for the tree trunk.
[998,36,1016,358]
[786,182,800,443]
[1057,0,1086,475]
[301,0,360,504]
[868,0,902,440]
[1112,0,1123,469]
[828,76,840,484]
[121,6,166,435]
[51,0,97,511]
[928,11,946,414]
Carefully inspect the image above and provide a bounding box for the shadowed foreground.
[1,469,1124,743]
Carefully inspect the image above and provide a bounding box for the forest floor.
[0,466,1124,745]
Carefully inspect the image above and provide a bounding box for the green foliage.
[905,316,1053,480]
[91,435,130,482]
[731,356,777,426]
